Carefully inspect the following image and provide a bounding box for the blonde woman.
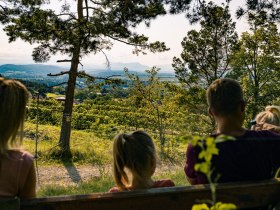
[0,78,36,198]
[252,106,280,134]
[109,131,174,192]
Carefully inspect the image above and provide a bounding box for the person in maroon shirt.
[185,78,280,185]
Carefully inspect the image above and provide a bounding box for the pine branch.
[56,13,77,20]
[88,0,103,5]
[99,48,110,69]
[106,35,148,47]
[57,59,72,63]
[77,71,120,80]
[47,71,70,77]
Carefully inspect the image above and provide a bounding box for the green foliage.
[23,122,112,164]
[192,202,237,210]
[173,1,238,88]
[172,1,238,134]
[23,121,186,165]
[26,84,213,143]
[125,67,187,150]
[38,176,115,196]
[17,79,50,96]
[230,21,280,122]
[27,99,63,125]
[75,89,97,102]
[236,0,280,23]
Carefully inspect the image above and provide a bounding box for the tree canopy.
[173,1,238,88]
[230,21,280,121]
[236,0,280,23]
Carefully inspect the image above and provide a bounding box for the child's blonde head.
[113,130,156,190]
[0,78,29,155]
[255,105,280,126]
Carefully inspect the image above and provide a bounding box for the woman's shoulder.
[153,179,175,188]
[7,150,34,162]
[109,186,121,193]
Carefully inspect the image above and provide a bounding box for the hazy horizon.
[0,62,176,73]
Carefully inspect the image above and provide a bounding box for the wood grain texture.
[21,179,280,210]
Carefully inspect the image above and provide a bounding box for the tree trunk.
[59,50,80,158]
[156,108,165,155]
[58,0,83,159]
[252,85,259,120]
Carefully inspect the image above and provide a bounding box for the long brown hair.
[113,130,156,190]
[0,78,29,156]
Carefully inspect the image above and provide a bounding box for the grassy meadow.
[22,122,189,197]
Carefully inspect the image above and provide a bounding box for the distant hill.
[0,64,68,86]
[0,64,176,84]
[85,62,150,72]
[0,64,65,76]
[89,70,138,77]
[83,62,174,73]
[88,70,176,83]
[110,62,150,72]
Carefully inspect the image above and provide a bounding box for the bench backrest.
[21,179,280,210]
[0,197,19,210]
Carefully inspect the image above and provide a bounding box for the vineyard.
[26,90,212,152]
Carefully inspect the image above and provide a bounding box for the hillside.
[0,64,65,77]
[0,64,176,83]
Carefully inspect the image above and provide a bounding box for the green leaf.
[192,204,210,210]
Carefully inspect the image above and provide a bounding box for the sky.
[0,0,248,70]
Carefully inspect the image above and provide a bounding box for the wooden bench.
[0,197,19,210]
[20,178,280,210]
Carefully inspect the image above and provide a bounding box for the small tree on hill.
[126,68,165,150]
[126,67,180,153]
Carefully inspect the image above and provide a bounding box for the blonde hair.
[255,105,280,126]
[113,130,156,190]
[0,78,29,156]
[207,78,244,116]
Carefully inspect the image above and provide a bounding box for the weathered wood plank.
[21,179,280,210]
[0,197,19,210]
